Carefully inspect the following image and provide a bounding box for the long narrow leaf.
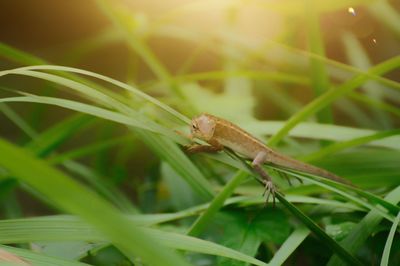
[380,211,400,266]
[0,138,189,266]
[0,216,268,266]
[275,193,362,265]
[267,56,400,146]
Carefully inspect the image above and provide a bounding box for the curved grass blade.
[275,192,362,266]
[380,211,400,266]
[26,114,94,157]
[0,103,136,212]
[0,42,47,65]
[48,135,133,165]
[342,32,392,128]
[0,69,186,143]
[305,0,332,124]
[187,171,248,236]
[268,226,310,266]
[327,186,400,266]
[0,98,211,202]
[135,129,214,200]
[0,245,89,266]
[242,120,400,150]
[206,152,399,222]
[0,103,37,139]
[175,70,308,85]
[277,168,400,220]
[2,65,190,124]
[350,92,400,119]
[0,216,268,266]
[0,138,189,266]
[300,129,400,162]
[0,95,180,142]
[267,55,400,146]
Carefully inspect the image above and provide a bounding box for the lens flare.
[348,7,356,16]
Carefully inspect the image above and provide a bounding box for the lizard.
[185,113,353,204]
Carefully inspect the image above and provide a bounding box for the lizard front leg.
[186,139,224,154]
[252,151,277,206]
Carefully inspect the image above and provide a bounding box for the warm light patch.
[348,7,356,16]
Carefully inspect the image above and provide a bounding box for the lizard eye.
[192,124,198,130]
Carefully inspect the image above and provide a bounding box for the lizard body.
[187,113,352,202]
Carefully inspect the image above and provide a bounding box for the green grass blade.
[187,171,248,236]
[62,160,138,213]
[0,42,47,65]
[350,92,400,118]
[278,168,400,219]
[268,226,310,266]
[275,193,362,265]
[26,114,94,157]
[94,0,186,100]
[301,129,400,162]
[145,228,269,266]
[204,153,399,219]
[267,55,400,146]
[242,120,400,150]
[0,103,135,212]
[0,69,132,114]
[0,216,268,266]
[305,0,332,123]
[342,32,392,128]
[48,135,132,165]
[368,0,400,36]
[380,211,400,266]
[0,103,37,139]
[3,65,190,124]
[0,138,189,266]
[0,95,179,141]
[135,129,214,200]
[175,70,308,85]
[327,186,400,266]
[0,244,90,266]
[334,98,374,127]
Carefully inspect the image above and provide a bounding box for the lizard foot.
[185,144,200,153]
[262,180,276,207]
[185,143,223,154]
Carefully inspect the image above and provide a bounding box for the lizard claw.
[184,144,196,153]
[262,180,276,207]
[185,144,206,154]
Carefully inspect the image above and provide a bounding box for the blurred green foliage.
[0,0,400,265]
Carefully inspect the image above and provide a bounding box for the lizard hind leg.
[252,151,277,206]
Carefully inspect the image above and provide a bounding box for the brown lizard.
[186,113,352,204]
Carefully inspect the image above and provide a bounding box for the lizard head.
[190,114,216,141]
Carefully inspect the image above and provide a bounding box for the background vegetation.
[0,0,400,265]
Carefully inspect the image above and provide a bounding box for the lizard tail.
[270,153,354,186]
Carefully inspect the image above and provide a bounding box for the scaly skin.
[187,113,352,203]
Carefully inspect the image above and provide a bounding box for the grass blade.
[380,211,400,266]
[187,171,248,236]
[327,186,400,266]
[0,216,268,266]
[0,245,89,266]
[0,138,189,266]
[305,0,332,123]
[300,129,400,162]
[268,226,310,266]
[135,129,214,200]
[0,103,37,139]
[267,55,400,146]
[275,193,362,265]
